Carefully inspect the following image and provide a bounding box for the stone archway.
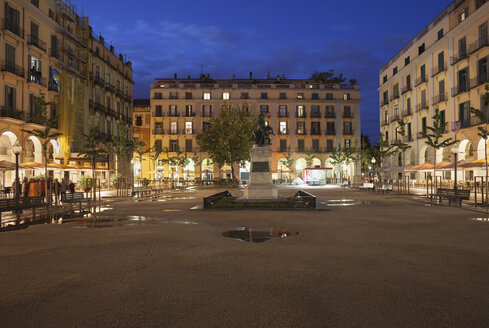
[311,158,321,168]
[27,135,42,163]
[0,131,18,162]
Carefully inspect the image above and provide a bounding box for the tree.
[360,135,373,176]
[419,108,456,196]
[196,103,257,180]
[190,151,201,179]
[150,142,163,174]
[133,139,152,185]
[108,119,135,182]
[330,145,345,183]
[21,93,62,204]
[390,119,412,193]
[470,84,489,204]
[371,133,396,183]
[305,149,315,168]
[78,118,107,200]
[282,146,294,171]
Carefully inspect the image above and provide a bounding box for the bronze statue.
[253,112,274,146]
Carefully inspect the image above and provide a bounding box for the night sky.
[77,0,451,141]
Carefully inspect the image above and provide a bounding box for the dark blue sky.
[78,0,451,140]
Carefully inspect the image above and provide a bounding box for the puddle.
[223,227,299,243]
[64,215,200,228]
[473,217,489,222]
[324,199,372,207]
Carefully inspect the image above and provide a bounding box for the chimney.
[110,45,114,53]
[249,72,252,80]
[188,75,191,79]
[99,35,104,45]
[119,54,123,61]
[174,73,177,79]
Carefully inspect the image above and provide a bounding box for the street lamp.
[451,146,459,192]
[12,141,22,220]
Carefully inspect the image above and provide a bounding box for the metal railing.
[431,64,446,77]
[0,61,24,78]
[325,129,336,135]
[401,85,412,94]
[402,108,412,117]
[432,92,448,105]
[2,19,23,38]
[452,117,481,131]
[415,75,427,87]
[451,83,470,96]
[296,129,307,135]
[152,129,164,135]
[0,107,24,120]
[28,34,46,52]
[415,103,428,112]
[325,111,336,118]
[469,37,489,54]
[27,73,47,87]
[450,51,468,65]
[381,99,389,107]
[278,129,289,135]
[310,129,322,135]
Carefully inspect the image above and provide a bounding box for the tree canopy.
[196,103,257,180]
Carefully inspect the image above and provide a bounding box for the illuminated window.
[223,92,230,100]
[170,121,178,134]
[279,121,287,134]
[203,92,211,100]
[185,122,193,134]
[296,105,305,118]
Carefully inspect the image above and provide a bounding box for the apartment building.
[0,0,133,186]
[379,0,489,182]
[138,74,361,183]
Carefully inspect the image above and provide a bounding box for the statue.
[253,112,274,146]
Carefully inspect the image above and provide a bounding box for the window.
[106,97,111,110]
[296,121,306,134]
[394,104,399,118]
[203,121,211,131]
[343,93,351,100]
[326,122,335,135]
[279,121,287,134]
[279,92,286,99]
[29,94,42,118]
[344,106,352,118]
[28,55,42,84]
[327,140,334,152]
[405,56,410,66]
[440,110,446,127]
[385,131,389,142]
[311,106,320,117]
[459,101,470,125]
[241,92,248,99]
[325,93,333,100]
[223,92,230,100]
[279,105,287,117]
[312,139,319,153]
[170,140,178,152]
[185,139,193,152]
[406,75,411,88]
[170,92,178,99]
[311,122,321,135]
[383,90,389,104]
[296,105,305,118]
[185,122,193,135]
[326,106,335,118]
[297,93,304,100]
[170,121,178,134]
[136,116,142,126]
[154,140,162,151]
[311,93,319,100]
[5,4,20,37]
[383,75,387,83]
[420,64,426,81]
[5,43,16,69]
[155,105,162,117]
[459,8,468,23]
[407,122,412,140]
[393,84,399,98]
[384,110,388,123]
[476,0,488,9]
[50,34,59,58]
[458,67,469,92]
[418,43,425,55]
[422,117,427,134]
[407,98,411,111]
[280,140,287,152]
[169,105,178,116]
[203,92,211,100]
[344,139,351,149]
[438,51,445,71]
[154,92,162,99]
[185,105,193,116]
[5,85,16,111]
[343,122,352,135]
[203,105,211,117]
[298,139,305,152]
[116,80,120,91]
[154,122,163,134]
[439,80,445,99]
[459,37,467,57]
[260,105,269,114]
[437,28,444,40]
[393,66,398,75]
[185,92,192,99]
[261,92,268,99]
[106,74,111,85]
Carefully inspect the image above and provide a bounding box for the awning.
[0,160,27,170]
[459,158,489,169]
[404,162,451,171]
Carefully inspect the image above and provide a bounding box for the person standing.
[68,180,75,193]
[61,177,68,200]
[22,177,29,198]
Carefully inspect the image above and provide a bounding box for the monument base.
[244,145,278,200]
[244,184,278,200]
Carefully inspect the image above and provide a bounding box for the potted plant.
[79,174,93,193]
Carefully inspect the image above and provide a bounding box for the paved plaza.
[1,186,488,327]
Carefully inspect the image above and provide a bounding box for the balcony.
[0,107,24,120]
[343,130,353,136]
[390,93,400,101]
[402,108,412,117]
[381,99,389,107]
[343,112,353,119]
[49,48,60,60]
[325,129,336,135]
[168,112,180,117]
[431,65,446,77]
[402,136,413,143]
[278,129,289,135]
[390,115,399,123]
[153,111,164,117]
[415,75,427,87]
[168,129,180,135]
[450,51,468,65]
[296,113,307,118]
[401,85,412,94]
[278,112,289,118]
[381,120,389,127]
[470,73,489,89]
[2,19,23,38]
[310,129,322,135]
[325,111,336,118]
[105,83,115,93]
[415,103,428,112]
[93,102,106,113]
[1,61,24,78]
[296,129,307,135]
[452,116,481,131]
[183,112,196,117]
[451,82,470,96]
[469,37,489,54]
[28,34,46,52]
[48,81,58,92]
[310,112,321,118]
[152,129,164,135]
[432,92,448,105]
[27,72,46,87]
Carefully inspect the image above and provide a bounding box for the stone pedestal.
[244,145,278,200]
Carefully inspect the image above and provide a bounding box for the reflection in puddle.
[65,216,199,228]
[473,217,489,222]
[223,227,299,243]
[325,199,372,207]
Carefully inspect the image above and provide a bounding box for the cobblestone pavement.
[1,186,488,328]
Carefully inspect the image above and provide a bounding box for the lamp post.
[371,157,376,182]
[12,141,22,221]
[452,147,459,193]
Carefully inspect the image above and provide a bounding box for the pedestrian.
[40,178,46,201]
[68,180,75,193]
[22,177,29,198]
[61,177,68,200]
